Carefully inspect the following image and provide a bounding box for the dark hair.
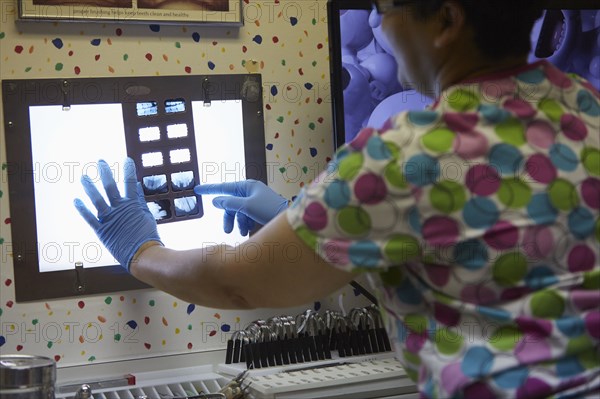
[412,0,544,59]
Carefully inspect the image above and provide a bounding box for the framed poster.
[18,0,243,25]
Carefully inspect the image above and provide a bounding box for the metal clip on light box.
[61,80,71,111]
[202,77,212,107]
[73,261,85,294]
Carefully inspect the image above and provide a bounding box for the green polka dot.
[539,98,564,123]
[312,61,317,67]
[432,291,454,305]
[295,226,318,250]
[104,296,112,305]
[578,348,600,369]
[123,54,129,61]
[548,179,579,211]
[385,141,400,160]
[435,327,463,355]
[384,234,421,263]
[447,89,479,111]
[495,118,526,146]
[279,167,286,174]
[149,299,155,306]
[583,269,600,289]
[581,147,600,176]
[405,314,428,333]
[421,128,455,153]
[281,59,286,66]
[567,335,593,356]
[47,341,53,349]
[32,319,39,325]
[276,116,284,123]
[0,32,5,39]
[430,181,466,213]
[308,122,316,130]
[0,308,3,317]
[405,368,418,381]
[493,252,528,286]
[384,162,408,189]
[88,356,96,362]
[25,67,32,72]
[403,350,421,365]
[530,290,565,319]
[175,42,181,48]
[380,266,403,286]
[187,324,193,330]
[489,325,523,351]
[114,333,122,342]
[0,238,4,245]
[338,152,364,180]
[595,218,600,242]
[337,207,371,236]
[498,178,532,209]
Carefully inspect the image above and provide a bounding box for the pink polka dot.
[522,226,554,260]
[406,331,427,353]
[504,99,536,118]
[484,220,519,250]
[443,112,479,132]
[303,202,328,231]
[466,164,500,196]
[581,177,600,210]
[453,130,489,160]
[584,311,600,339]
[516,316,553,337]
[567,244,595,272]
[526,120,556,149]
[464,382,496,399]
[354,173,387,205]
[440,362,469,395]
[425,263,451,287]
[422,216,460,247]
[461,285,497,305]
[570,289,600,311]
[434,302,461,326]
[349,127,375,150]
[561,114,588,141]
[323,239,351,266]
[516,377,553,399]
[515,334,551,363]
[525,154,557,184]
[545,65,573,89]
[481,79,517,100]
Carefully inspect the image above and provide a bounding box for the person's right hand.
[194,180,288,236]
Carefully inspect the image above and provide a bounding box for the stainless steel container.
[0,354,56,399]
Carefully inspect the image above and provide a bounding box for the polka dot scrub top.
[287,61,600,398]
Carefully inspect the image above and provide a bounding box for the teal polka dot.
[549,143,579,172]
[324,180,351,210]
[556,317,585,338]
[366,136,392,160]
[408,207,421,233]
[349,240,381,267]
[463,197,499,229]
[577,90,600,117]
[517,68,545,84]
[556,356,584,378]
[461,346,494,378]
[527,193,558,224]
[479,104,510,124]
[489,143,524,175]
[476,306,512,322]
[568,207,595,239]
[404,154,440,187]
[525,266,558,290]
[493,366,529,389]
[453,239,488,270]
[408,110,438,125]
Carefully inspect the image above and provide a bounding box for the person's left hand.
[74,158,162,271]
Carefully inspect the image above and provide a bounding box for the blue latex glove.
[74,158,162,271]
[194,180,288,236]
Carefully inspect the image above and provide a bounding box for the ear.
[433,1,466,48]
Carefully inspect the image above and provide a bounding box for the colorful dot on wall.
[209,330,217,337]
[104,296,112,305]
[54,355,61,362]
[145,53,153,61]
[55,63,63,71]
[208,61,216,70]
[88,356,96,362]
[114,333,121,342]
[77,301,85,309]
[266,144,273,150]
[184,66,192,73]
[97,315,106,323]
[74,66,81,75]
[290,17,298,26]
[252,35,263,44]
[187,324,192,330]
[187,343,193,350]
[149,25,160,32]
[149,299,155,306]
[16,345,23,351]
[116,28,122,36]
[52,38,63,49]
[4,279,11,286]
[175,41,181,48]
[94,54,100,61]
[126,320,138,329]
[242,45,247,53]
[221,324,231,332]
[144,316,150,325]
[187,304,195,315]
[90,38,101,46]
[162,317,168,326]
[14,45,23,54]
[0,336,5,347]
[192,32,201,42]
[47,341,53,349]
[0,32,5,39]
[272,36,279,43]
[123,54,129,61]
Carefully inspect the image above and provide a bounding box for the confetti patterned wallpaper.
[0,0,368,367]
